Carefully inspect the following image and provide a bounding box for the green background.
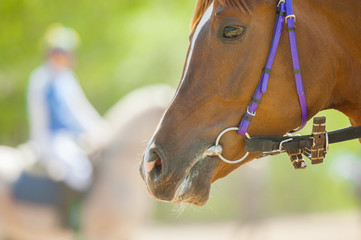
[0,0,194,144]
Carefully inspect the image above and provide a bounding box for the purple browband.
[237,0,308,135]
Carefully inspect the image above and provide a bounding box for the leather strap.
[245,125,361,153]
[237,2,286,135]
[237,0,308,135]
[328,126,361,144]
[245,135,313,152]
[285,0,308,132]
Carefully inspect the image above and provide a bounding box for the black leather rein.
[244,117,361,169]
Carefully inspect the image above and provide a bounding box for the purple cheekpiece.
[237,0,308,135]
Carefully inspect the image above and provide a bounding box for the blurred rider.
[27,24,108,192]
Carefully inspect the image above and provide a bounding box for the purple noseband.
[237,0,308,135]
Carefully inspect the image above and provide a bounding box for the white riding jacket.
[27,63,106,191]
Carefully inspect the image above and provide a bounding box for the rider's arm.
[27,67,51,153]
[62,72,111,146]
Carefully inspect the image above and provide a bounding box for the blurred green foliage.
[0,0,195,145]
[1,0,360,223]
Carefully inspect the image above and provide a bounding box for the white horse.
[0,84,174,240]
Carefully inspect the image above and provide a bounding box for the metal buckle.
[277,0,285,7]
[325,130,329,153]
[285,15,296,24]
[247,106,256,117]
[279,138,292,151]
[260,137,292,157]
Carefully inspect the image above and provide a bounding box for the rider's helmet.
[43,23,80,53]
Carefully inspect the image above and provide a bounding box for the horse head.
[140,0,351,205]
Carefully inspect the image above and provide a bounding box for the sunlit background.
[1,1,361,239]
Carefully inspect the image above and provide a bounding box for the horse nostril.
[154,156,162,175]
[155,157,162,166]
[145,149,163,182]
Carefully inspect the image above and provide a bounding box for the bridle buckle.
[285,14,296,24]
[277,0,285,7]
[247,106,256,117]
[279,138,292,151]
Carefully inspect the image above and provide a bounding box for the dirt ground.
[135,211,361,240]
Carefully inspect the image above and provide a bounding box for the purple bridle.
[237,0,308,135]
[207,0,308,164]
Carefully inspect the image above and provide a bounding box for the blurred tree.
[0,0,195,145]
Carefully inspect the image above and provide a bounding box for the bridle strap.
[285,0,308,132]
[207,1,354,166]
[237,2,285,135]
[245,125,361,153]
[237,0,308,135]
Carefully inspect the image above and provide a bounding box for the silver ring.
[214,127,250,164]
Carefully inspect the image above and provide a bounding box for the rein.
[245,118,361,169]
[207,0,361,168]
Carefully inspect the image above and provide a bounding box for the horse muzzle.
[140,142,218,206]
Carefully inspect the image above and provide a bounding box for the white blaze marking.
[182,1,214,83]
[153,1,215,132]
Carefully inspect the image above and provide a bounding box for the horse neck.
[297,0,361,124]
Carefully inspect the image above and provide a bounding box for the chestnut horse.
[140,0,361,206]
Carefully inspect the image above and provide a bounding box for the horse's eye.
[223,25,245,39]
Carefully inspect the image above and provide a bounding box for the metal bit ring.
[213,127,250,164]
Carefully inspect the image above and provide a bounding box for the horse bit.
[207,0,361,169]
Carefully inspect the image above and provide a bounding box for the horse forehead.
[192,0,258,34]
[214,0,275,16]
